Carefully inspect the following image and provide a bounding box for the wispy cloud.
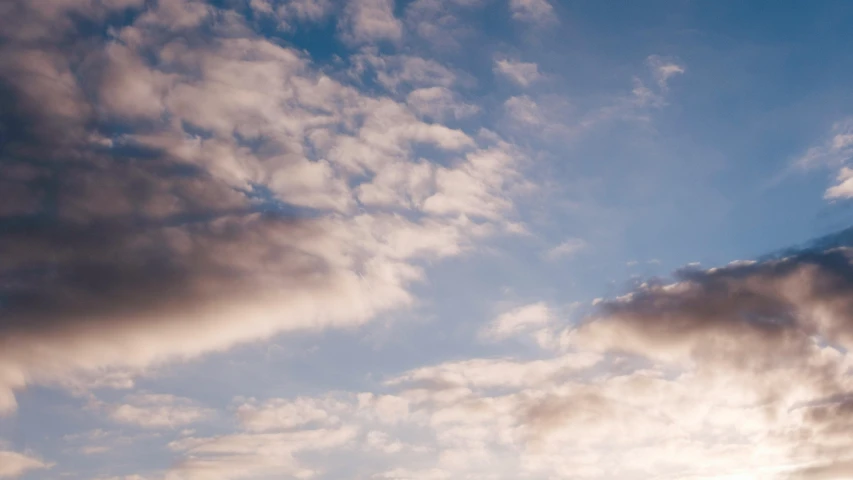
[480,302,554,340]
[775,118,853,198]
[545,238,587,259]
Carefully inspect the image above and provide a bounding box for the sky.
[5,0,853,479]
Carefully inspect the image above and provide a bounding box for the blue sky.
[4,0,853,479]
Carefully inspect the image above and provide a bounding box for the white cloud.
[339,0,403,45]
[0,0,527,412]
[789,118,853,200]
[795,119,853,170]
[509,0,557,25]
[504,95,545,126]
[494,59,541,87]
[108,394,214,428]
[237,397,346,431]
[481,302,553,340]
[374,468,451,479]
[826,166,853,199]
[60,243,853,478]
[646,55,685,89]
[0,451,50,478]
[545,238,587,259]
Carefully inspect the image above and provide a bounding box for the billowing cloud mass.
[0,0,525,415]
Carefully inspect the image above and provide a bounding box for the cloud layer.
[0,0,525,414]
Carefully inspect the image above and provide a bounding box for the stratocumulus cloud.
[0,0,525,414]
[2,1,852,479]
[98,235,853,478]
[183,238,853,479]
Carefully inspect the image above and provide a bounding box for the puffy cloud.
[0,0,523,413]
[338,0,403,45]
[494,59,541,87]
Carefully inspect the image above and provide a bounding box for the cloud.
[508,0,557,25]
[374,468,451,479]
[405,0,486,48]
[794,119,853,170]
[504,95,546,126]
[58,223,853,479]
[140,228,853,480]
[106,394,215,428]
[481,302,554,340]
[545,238,587,259]
[0,451,50,478]
[236,396,347,431]
[494,59,541,87]
[167,427,359,479]
[776,118,853,199]
[789,459,853,480]
[825,166,853,199]
[249,0,333,30]
[645,55,685,89]
[339,0,403,45]
[0,0,524,413]
[406,87,479,121]
[499,57,683,141]
[388,352,601,391]
[351,51,459,92]
[370,237,853,478]
[791,119,853,200]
